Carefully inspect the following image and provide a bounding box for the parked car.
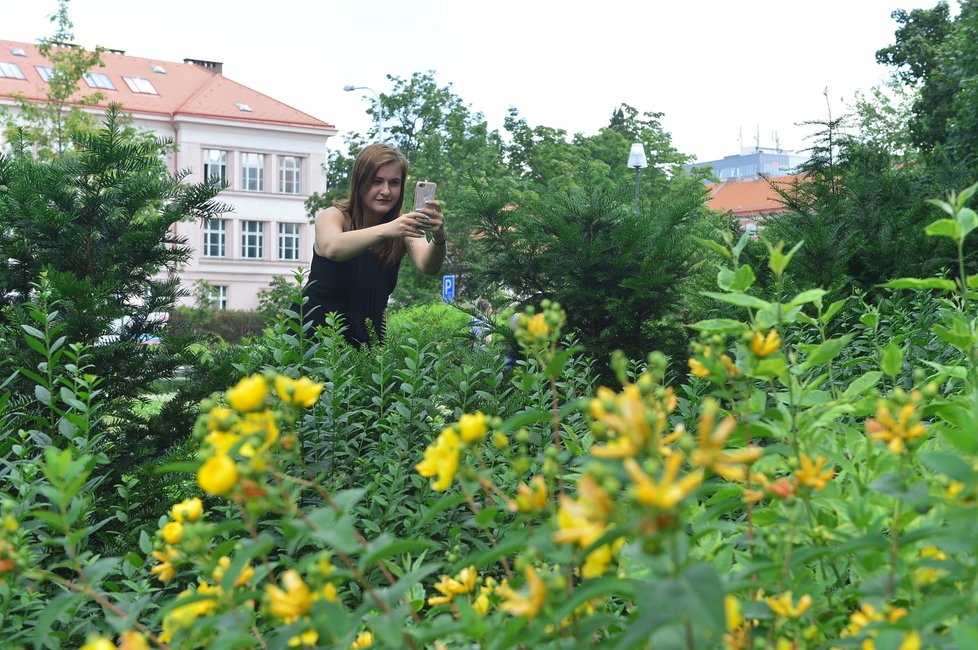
[97,312,169,346]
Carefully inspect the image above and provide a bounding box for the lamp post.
[343,85,383,141]
[627,142,648,215]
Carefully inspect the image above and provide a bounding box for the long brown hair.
[333,143,408,267]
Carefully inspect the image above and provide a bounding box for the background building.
[705,174,801,234]
[0,39,337,310]
[686,145,807,182]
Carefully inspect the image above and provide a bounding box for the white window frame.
[83,71,115,89]
[241,153,264,192]
[241,220,264,259]
[203,149,227,186]
[0,62,25,79]
[202,219,226,257]
[279,156,302,195]
[123,76,157,94]
[211,285,228,310]
[278,223,300,261]
[35,65,55,82]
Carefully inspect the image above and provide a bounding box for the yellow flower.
[162,521,184,545]
[161,582,221,642]
[415,427,461,491]
[458,411,487,442]
[265,569,312,624]
[119,631,149,650]
[509,475,549,513]
[318,582,338,602]
[275,375,324,408]
[527,313,549,340]
[625,453,703,510]
[197,455,239,495]
[915,546,947,585]
[765,591,813,618]
[80,636,116,650]
[428,566,479,605]
[866,393,927,453]
[239,410,280,451]
[688,357,710,377]
[288,630,319,647]
[150,547,179,583]
[553,476,611,548]
[227,374,268,412]
[581,543,615,579]
[750,329,781,357]
[497,566,546,618]
[689,404,762,483]
[212,555,255,587]
[796,454,835,490]
[3,515,18,532]
[589,435,638,458]
[899,631,921,650]
[474,591,490,615]
[207,406,237,431]
[171,497,203,523]
[351,631,374,649]
[725,594,742,631]
[204,430,242,455]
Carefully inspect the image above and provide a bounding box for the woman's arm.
[314,207,429,262]
[406,201,447,275]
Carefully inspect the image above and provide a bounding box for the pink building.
[0,39,337,310]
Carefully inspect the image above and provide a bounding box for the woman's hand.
[416,200,446,243]
[383,212,432,240]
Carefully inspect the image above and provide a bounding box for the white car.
[97,312,169,346]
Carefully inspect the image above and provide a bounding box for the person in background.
[302,143,446,347]
[470,298,493,349]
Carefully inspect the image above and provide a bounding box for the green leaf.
[153,461,201,474]
[34,385,52,406]
[932,324,973,351]
[882,277,957,291]
[701,291,769,310]
[34,592,81,650]
[881,340,903,378]
[925,218,961,240]
[958,207,978,239]
[767,240,803,280]
[729,265,756,292]
[820,298,847,325]
[799,334,853,371]
[786,288,826,307]
[358,537,436,572]
[688,319,749,334]
[919,452,975,482]
[843,371,882,398]
[693,236,732,259]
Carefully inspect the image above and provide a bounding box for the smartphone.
[414,181,437,241]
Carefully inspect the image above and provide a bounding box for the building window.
[83,72,115,90]
[241,153,264,192]
[202,219,226,257]
[203,149,227,186]
[242,221,264,259]
[278,156,302,195]
[123,76,157,94]
[0,62,25,79]
[211,285,228,310]
[35,65,55,82]
[278,223,300,261]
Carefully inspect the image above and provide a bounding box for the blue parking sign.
[442,275,456,303]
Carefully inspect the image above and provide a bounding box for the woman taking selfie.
[301,143,446,347]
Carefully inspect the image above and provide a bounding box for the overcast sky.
[3,0,942,162]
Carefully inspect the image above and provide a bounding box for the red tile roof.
[705,175,803,218]
[0,39,334,131]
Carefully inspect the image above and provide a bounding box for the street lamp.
[343,85,383,141]
[627,142,648,215]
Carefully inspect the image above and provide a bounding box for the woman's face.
[362,162,403,217]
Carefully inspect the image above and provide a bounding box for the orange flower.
[796,454,835,490]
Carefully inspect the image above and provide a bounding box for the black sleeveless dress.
[302,248,400,347]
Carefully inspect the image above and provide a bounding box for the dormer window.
[83,72,115,89]
[123,76,158,94]
[0,62,25,79]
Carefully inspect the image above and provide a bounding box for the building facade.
[0,40,337,310]
[705,174,802,234]
[686,146,807,182]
